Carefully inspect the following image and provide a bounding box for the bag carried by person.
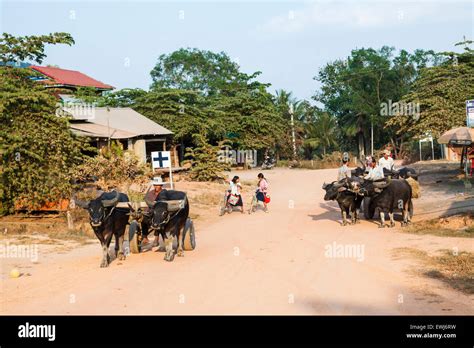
[228,194,240,205]
[264,194,271,204]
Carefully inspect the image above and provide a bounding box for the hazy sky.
[1,0,472,100]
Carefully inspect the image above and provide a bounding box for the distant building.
[30,65,113,92]
[65,106,175,165]
[29,65,177,166]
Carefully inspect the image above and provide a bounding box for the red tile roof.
[30,65,114,90]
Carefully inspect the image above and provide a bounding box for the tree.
[184,134,230,181]
[0,66,89,213]
[304,112,338,156]
[142,48,287,161]
[387,41,474,138]
[211,85,285,151]
[96,88,147,107]
[150,48,258,96]
[315,46,438,157]
[273,89,310,159]
[0,32,74,64]
[0,33,90,214]
[134,88,223,145]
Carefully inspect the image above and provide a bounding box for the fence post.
[67,211,74,230]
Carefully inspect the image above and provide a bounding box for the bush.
[184,134,230,181]
[0,67,90,214]
[73,148,151,192]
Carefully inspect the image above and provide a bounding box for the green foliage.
[184,134,230,181]
[387,42,474,138]
[73,149,151,190]
[135,88,220,144]
[96,88,147,107]
[139,49,286,153]
[0,66,89,214]
[304,112,338,156]
[0,32,74,64]
[315,46,438,156]
[150,48,257,96]
[210,85,284,150]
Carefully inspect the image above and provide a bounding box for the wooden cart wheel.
[129,221,141,254]
[183,218,196,251]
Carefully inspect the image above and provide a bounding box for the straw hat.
[150,176,166,186]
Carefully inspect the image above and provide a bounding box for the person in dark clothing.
[142,177,168,245]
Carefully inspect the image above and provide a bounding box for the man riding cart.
[125,176,196,260]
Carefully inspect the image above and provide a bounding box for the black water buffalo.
[145,190,189,262]
[351,166,366,178]
[76,190,129,267]
[322,180,363,226]
[383,167,418,180]
[356,179,413,228]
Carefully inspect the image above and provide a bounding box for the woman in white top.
[227,175,244,213]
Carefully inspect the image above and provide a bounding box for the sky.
[1,0,473,100]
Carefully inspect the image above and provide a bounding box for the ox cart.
[116,199,196,254]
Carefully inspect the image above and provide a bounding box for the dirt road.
[1,168,473,314]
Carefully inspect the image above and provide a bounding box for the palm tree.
[304,112,338,156]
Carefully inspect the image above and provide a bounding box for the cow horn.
[72,194,89,209]
[102,191,119,207]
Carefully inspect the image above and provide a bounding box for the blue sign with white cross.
[151,151,171,169]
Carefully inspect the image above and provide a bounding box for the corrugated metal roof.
[30,65,114,90]
[70,123,136,139]
[68,107,173,138]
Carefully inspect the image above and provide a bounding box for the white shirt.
[364,165,384,181]
[337,165,351,181]
[229,182,241,195]
[379,156,395,171]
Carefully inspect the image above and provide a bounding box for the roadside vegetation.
[0,31,473,215]
[404,214,474,238]
[393,247,474,294]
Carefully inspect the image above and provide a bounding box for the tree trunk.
[358,132,365,159]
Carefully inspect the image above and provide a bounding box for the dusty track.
[1,168,473,314]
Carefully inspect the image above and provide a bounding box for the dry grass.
[405,213,474,238]
[393,247,474,294]
[0,215,96,245]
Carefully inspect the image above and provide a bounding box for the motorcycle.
[261,157,276,170]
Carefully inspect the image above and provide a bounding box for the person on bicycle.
[256,173,269,212]
[226,175,244,213]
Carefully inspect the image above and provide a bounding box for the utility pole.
[371,119,374,156]
[290,104,297,160]
[107,107,111,149]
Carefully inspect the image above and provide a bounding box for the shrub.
[184,134,230,181]
[73,148,151,192]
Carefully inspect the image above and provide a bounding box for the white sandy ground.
[0,168,473,315]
